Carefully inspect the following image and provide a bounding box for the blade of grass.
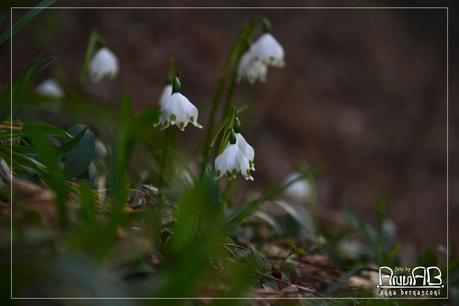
[0,0,56,45]
[225,164,323,231]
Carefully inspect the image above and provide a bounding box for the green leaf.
[0,130,23,141]
[274,200,316,239]
[26,123,68,228]
[3,54,56,115]
[63,125,96,179]
[23,121,72,139]
[225,165,323,230]
[55,127,88,155]
[418,248,438,267]
[0,0,57,45]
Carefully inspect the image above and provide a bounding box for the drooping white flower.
[36,79,64,98]
[284,172,311,200]
[159,84,173,107]
[250,33,285,67]
[214,143,253,181]
[235,133,255,171]
[237,51,267,84]
[157,92,202,131]
[89,47,119,82]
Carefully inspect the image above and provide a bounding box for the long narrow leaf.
[225,165,323,230]
[0,0,56,45]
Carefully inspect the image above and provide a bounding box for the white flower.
[235,133,255,171]
[214,143,253,181]
[157,92,202,131]
[36,79,64,98]
[89,47,119,82]
[250,33,285,67]
[237,51,267,84]
[159,84,173,107]
[284,172,311,200]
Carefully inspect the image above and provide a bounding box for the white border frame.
[9,5,449,301]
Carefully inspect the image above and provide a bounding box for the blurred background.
[1,1,453,265]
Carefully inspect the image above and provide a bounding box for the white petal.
[214,143,254,181]
[158,92,202,131]
[89,47,119,82]
[159,85,173,107]
[187,103,202,128]
[237,51,252,78]
[36,79,64,98]
[236,133,255,162]
[247,60,267,83]
[251,33,284,67]
[237,50,268,84]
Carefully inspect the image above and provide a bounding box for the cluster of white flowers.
[89,47,119,82]
[215,132,255,181]
[39,25,285,182]
[156,80,202,132]
[237,32,285,84]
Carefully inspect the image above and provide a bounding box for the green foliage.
[0,4,452,303]
[0,0,56,45]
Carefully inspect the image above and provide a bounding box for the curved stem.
[199,17,261,178]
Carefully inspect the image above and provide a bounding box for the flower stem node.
[262,18,272,33]
[229,130,237,144]
[89,47,119,82]
[172,76,181,93]
[233,117,242,134]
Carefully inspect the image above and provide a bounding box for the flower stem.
[200,17,261,178]
[222,179,235,210]
[157,128,170,207]
[200,71,229,178]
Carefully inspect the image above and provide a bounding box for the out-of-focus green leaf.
[1,54,56,119]
[225,165,322,231]
[0,130,23,140]
[63,124,96,179]
[27,123,68,228]
[158,174,223,297]
[0,0,56,45]
[274,200,316,239]
[55,127,87,155]
[23,121,72,139]
[418,248,438,267]
[13,55,55,97]
[254,211,283,237]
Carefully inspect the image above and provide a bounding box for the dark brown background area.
[2,1,454,262]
